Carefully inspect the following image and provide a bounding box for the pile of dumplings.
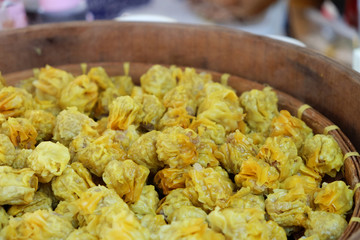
[0,64,354,240]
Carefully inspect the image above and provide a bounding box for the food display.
[0,64,354,239]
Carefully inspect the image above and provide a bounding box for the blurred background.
[0,0,358,69]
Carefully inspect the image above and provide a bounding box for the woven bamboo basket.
[1,22,360,239]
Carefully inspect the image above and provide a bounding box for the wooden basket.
[1,22,360,239]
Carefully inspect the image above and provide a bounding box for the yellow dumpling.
[59,75,98,114]
[177,67,212,104]
[140,214,166,238]
[102,125,141,151]
[7,191,52,217]
[140,94,166,131]
[257,136,302,181]
[239,86,279,134]
[112,72,134,96]
[0,166,38,205]
[33,65,73,103]
[225,187,265,210]
[196,136,220,168]
[234,157,279,194]
[12,149,32,169]
[24,110,55,141]
[66,228,97,240]
[130,185,159,218]
[184,164,234,211]
[0,210,74,240]
[154,167,188,195]
[51,162,95,202]
[0,86,34,118]
[158,106,194,130]
[246,131,268,146]
[0,134,16,166]
[156,126,198,168]
[170,205,207,223]
[53,107,97,146]
[163,84,197,115]
[95,87,125,118]
[54,200,79,228]
[197,83,244,133]
[156,188,193,223]
[75,186,129,227]
[314,181,353,215]
[265,188,311,227]
[27,141,70,183]
[130,86,145,103]
[94,65,133,118]
[1,117,37,149]
[190,118,226,145]
[70,129,127,177]
[215,130,257,174]
[298,164,323,181]
[304,211,348,240]
[280,175,319,196]
[157,217,224,240]
[74,186,148,239]
[107,96,143,130]
[270,110,313,149]
[302,134,344,177]
[87,66,113,90]
[140,65,177,99]
[157,185,207,224]
[128,130,163,173]
[208,207,286,240]
[84,202,149,240]
[196,81,232,104]
[102,160,150,204]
